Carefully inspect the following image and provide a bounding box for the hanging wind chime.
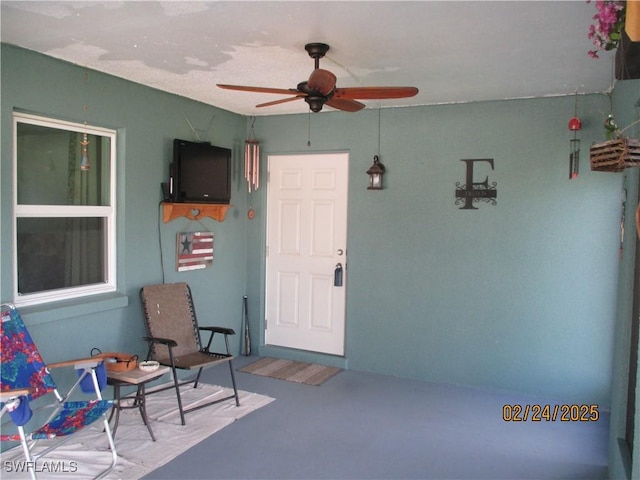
[244,117,260,219]
[568,91,581,179]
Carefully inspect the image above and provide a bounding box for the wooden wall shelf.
[161,202,231,223]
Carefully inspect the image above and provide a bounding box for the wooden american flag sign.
[176,232,214,272]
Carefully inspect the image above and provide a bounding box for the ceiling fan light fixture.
[305,95,326,113]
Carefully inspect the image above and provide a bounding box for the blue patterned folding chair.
[0,303,117,480]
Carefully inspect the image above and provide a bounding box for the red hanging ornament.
[568,117,582,131]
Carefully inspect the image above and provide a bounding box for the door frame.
[257,151,349,367]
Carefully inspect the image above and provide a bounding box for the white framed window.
[13,112,117,306]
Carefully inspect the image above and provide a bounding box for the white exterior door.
[265,153,348,356]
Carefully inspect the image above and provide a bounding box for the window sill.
[18,292,129,326]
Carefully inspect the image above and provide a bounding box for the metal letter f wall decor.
[455,159,497,210]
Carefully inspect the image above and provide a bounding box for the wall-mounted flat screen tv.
[173,139,231,204]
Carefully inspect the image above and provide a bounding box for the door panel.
[278,201,301,254]
[310,274,333,330]
[266,153,348,356]
[311,202,335,255]
[277,272,300,327]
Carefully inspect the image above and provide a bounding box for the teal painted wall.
[1,44,629,416]
[607,79,640,480]
[253,96,622,406]
[1,45,248,380]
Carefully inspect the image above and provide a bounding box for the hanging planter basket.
[590,138,640,172]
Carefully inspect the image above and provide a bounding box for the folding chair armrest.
[0,388,31,401]
[199,326,236,336]
[47,356,104,370]
[199,326,236,356]
[143,335,178,347]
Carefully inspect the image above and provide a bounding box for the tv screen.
[173,139,231,204]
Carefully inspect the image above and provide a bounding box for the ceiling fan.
[217,43,419,113]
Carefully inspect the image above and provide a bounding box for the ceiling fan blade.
[325,98,366,112]
[307,69,337,95]
[217,84,300,96]
[256,96,305,108]
[333,86,419,100]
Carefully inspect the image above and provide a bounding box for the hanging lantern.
[366,155,385,190]
[568,92,581,179]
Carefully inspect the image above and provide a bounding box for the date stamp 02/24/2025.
[502,404,600,422]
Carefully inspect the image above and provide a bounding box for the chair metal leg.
[95,416,118,480]
[165,347,187,426]
[193,367,203,389]
[171,367,186,426]
[108,383,122,439]
[17,426,37,480]
[223,334,240,406]
[136,384,156,441]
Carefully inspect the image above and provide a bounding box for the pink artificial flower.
[587,0,625,57]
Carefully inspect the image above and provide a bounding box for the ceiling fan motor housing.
[308,69,336,95]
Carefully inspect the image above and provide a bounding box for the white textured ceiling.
[0,1,618,116]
